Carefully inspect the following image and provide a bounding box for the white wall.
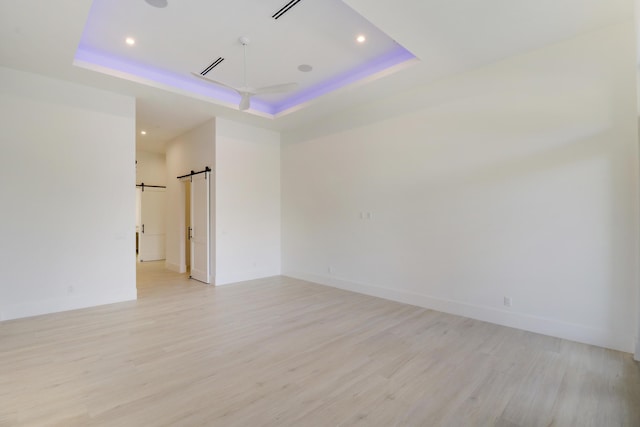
[0,67,136,320]
[136,150,167,187]
[136,150,166,230]
[165,120,215,274]
[215,118,281,285]
[282,23,639,352]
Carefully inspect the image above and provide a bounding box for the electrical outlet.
[504,296,512,307]
[328,266,333,274]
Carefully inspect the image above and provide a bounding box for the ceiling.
[0,0,631,153]
[77,0,415,117]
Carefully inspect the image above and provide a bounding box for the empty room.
[1,0,639,425]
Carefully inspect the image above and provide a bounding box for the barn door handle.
[142,224,145,234]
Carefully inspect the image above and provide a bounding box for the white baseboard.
[635,340,640,362]
[216,269,281,286]
[0,290,137,322]
[165,261,185,273]
[284,271,635,354]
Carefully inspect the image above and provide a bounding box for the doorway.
[137,186,167,262]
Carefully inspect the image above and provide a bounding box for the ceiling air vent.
[200,57,225,76]
[272,0,302,20]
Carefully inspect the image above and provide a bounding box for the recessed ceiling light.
[145,0,168,7]
[140,131,147,135]
[125,37,136,46]
[298,64,313,72]
[356,35,366,43]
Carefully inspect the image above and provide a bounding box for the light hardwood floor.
[1,261,639,426]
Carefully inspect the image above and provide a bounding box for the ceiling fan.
[192,37,298,111]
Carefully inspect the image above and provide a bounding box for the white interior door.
[190,172,210,283]
[139,187,166,262]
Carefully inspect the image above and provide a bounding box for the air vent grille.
[272,0,302,20]
[200,57,224,75]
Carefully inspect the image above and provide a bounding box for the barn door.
[189,172,210,283]
[139,187,166,262]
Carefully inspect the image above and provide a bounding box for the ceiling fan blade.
[191,72,239,93]
[252,82,298,95]
[239,93,251,111]
[193,38,298,113]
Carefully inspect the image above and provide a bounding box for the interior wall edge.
[0,289,138,322]
[164,261,186,274]
[215,270,282,287]
[284,271,636,354]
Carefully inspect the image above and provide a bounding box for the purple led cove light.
[74,44,415,116]
[272,46,416,114]
[74,46,275,114]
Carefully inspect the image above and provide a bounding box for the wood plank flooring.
[1,261,639,426]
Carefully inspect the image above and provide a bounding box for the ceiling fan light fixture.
[239,93,251,111]
[193,35,298,112]
[145,0,168,8]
